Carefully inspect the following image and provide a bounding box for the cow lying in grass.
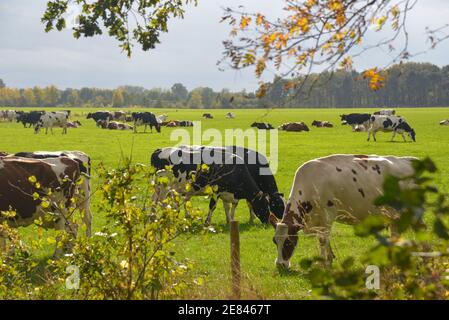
[311,120,333,128]
[278,122,309,132]
[270,154,418,268]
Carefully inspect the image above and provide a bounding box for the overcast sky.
[0,0,448,91]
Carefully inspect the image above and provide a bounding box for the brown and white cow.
[270,154,417,268]
[278,122,309,132]
[0,155,92,257]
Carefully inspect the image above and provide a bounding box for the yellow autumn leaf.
[240,16,251,30]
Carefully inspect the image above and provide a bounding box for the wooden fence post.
[230,220,241,299]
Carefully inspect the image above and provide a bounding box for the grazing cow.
[311,120,333,128]
[132,112,161,133]
[0,156,92,257]
[1,110,17,122]
[251,122,274,130]
[113,111,126,121]
[340,113,371,131]
[11,150,92,237]
[203,113,213,119]
[278,122,309,132]
[440,119,449,126]
[16,111,45,128]
[34,111,70,134]
[367,115,416,142]
[156,114,168,124]
[269,154,418,267]
[226,112,235,119]
[87,111,114,123]
[151,146,283,224]
[373,109,396,116]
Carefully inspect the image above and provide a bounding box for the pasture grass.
[1,107,449,299]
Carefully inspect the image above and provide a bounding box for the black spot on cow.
[351,169,357,175]
[358,188,365,198]
[353,177,357,182]
[372,165,381,175]
[300,201,313,213]
[358,162,368,170]
[327,200,334,207]
[382,118,393,129]
[354,155,369,159]
[298,190,302,196]
[336,167,342,172]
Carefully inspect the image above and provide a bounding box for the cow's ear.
[269,213,279,229]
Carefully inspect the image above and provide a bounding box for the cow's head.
[409,129,416,142]
[86,113,92,119]
[340,114,347,121]
[34,121,43,134]
[155,122,161,133]
[250,122,257,128]
[269,213,299,269]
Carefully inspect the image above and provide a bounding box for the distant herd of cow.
[0,108,425,143]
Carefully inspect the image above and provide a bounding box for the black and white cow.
[251,122,274,130]
[151,146,284,224]
[373,109,396,116]
[11,150,92,236]
[367,115,416,142]
[0,155,92,257]
[269,154,418,268]
[34,111,70,134]
[132,112,161,133]
[16,111,45,128]
[340,113,371,131]
[1,110,18,122]
[86,111,114,123]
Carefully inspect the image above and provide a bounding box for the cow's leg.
[228,199,239,222]
[318,234,335,265]
[53,217,66,259]
[372,131,377,142]
[246,200,256,223]
[401,133,407,142]
[80,178,92,237]
[144,124,147,133]
[391,131,397,141]
[222,200,233,224]
[205,197,218,226]
[367,130,371,141]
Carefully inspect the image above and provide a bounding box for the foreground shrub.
[1,160,206,299]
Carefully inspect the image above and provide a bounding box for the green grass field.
[1,107,449,299]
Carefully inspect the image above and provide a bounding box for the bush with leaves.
[1,160,207,299]
[301,158,449,299]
